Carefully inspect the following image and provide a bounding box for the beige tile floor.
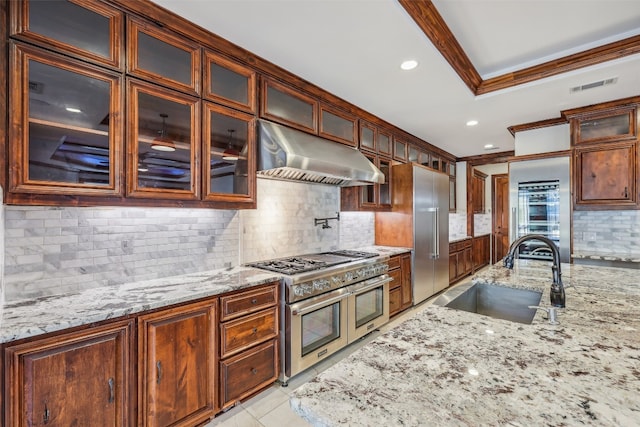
[204,275,475,427]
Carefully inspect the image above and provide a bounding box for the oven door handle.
[348,275,393,295]
[291,293,349,316]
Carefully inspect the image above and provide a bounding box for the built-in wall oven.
[247,250,390,385]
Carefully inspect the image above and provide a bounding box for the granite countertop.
[0,245,410,344]
[572,251,640,263]
[291,261,640,426]
[449,235,471,243]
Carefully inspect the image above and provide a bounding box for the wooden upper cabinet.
[138,300,217,427]
[126,79,200,200]
[341,154,391,212]
[377,129,392,157]
[204,50,257,114]
[10,0,124,69]
[574,141,637,208]
[127,17,201,95]
[359,122,376,152]
[260,78,318,133]
[393,137,407,162]
[472,169,487,214]
[572,108,636,145]
[9,42,123,196]
[203,102,256,204]
[319,104,358,146]
[4,319,134,427]
[407,145,419,163]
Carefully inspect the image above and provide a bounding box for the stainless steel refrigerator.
[375,163,449,304]
[509,157,571,263]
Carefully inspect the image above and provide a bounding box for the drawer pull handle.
[251,368,258,375]
[43,403,50,424]
[252,327,258,334]
[108,377,115,403]
[251,298,258,304]
[156,361,163,384]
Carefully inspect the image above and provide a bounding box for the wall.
[514,124,570,156]
[2,178,376,302]
[573,210,640,254]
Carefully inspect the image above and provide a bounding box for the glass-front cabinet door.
[359,122,375,152]
[127,17,201,95]
[378,157,392,208]
[319,105,357,147]
[127,80,200,199]
[377,130,392,157]
[261,78,317,133]
[204,50,256,114]
[203,103,256,203]
[10,0,123,69]
[9,43,123,195]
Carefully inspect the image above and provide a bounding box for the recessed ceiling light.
[484,144,494,149]
[466,120,478,126]
[65,107,82,113]
[400,60,418,71]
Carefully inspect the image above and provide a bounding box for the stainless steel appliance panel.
[346,275,391,343]
[509,157,570,263]
[412,166,450,304]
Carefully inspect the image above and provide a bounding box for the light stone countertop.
[290,260,640,426]
[0,245,411,344]
[449,235,471,243]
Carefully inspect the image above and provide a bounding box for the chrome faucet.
[503,234,565,308]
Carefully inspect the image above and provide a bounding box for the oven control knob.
[293,286,304,296]
[331,275,342,285]
[345,272,354,282]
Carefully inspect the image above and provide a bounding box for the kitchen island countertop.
[291,261,640,426]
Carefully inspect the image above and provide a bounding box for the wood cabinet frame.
[126,78,201,200]
[260,77,318,134]
[8,42,124,196]
[319,104,358,146]
[202,102,256,204]
[9,0,124,70]
[127,16,201,96]
[204,49,257,114]
[567,106,637,146]
[138,299,217,427]
[4,319,135,427]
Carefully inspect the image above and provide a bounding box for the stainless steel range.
[247,250,391,385]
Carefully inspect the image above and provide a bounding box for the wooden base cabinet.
[138,300,217,427]
[218,283,279,410]
[449,239,473,285]
[4,319,134,427]
[472,235,491,270]
[388,252,412,317]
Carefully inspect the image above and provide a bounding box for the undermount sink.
[442,283,543,324]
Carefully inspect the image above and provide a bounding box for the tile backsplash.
[573,210,640,254]
[0,186,4,307]
[2,178,375,301]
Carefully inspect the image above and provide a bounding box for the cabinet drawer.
[220,307,278,358]
[220,340,278,408]
[220,284,278,321]
[388,268,402,291]
[387,256,401,271]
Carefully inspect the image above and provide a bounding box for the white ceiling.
[152,0,640,158]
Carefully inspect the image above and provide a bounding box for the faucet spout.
[503,234,565,308]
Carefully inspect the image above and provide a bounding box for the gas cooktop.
[246,250,379,275]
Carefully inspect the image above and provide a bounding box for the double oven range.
[248,250,391,385]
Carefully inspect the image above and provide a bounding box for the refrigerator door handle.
[511,207,517,242]
[428,207,439,259]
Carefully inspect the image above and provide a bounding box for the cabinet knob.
[251,298,258,304]
[623,186,629,198]
[43,403,50,424]
[251,368,258,375]
[252,327,258,334]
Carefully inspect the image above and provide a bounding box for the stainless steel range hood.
[257,120,384,186]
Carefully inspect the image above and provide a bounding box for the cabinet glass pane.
[408,146,419,162]
[579,113,631,141]
[137,93,192,191]
[419,151,430,167]
[379,159,391,205]
[28,60,111,185]
[266,85,314,129]
[137,32,192,86]
[208,111,249,196]
[360,125,374,150]
[449,179,456,210]
[442,160,449,174]
[322,110,354,142]
[394,140,406,159]
[209,62,249,106]
[450,163,456,177]
[431,156,440,170]
[29,1,111,59]
[377,133,391,155]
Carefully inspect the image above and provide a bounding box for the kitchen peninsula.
[291,261,640,426]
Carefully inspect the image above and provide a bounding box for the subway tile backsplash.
[2,179,376,302]
[573,210,640,254]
